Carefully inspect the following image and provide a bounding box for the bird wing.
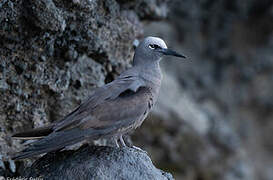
[53,75,147,132]
[79,86,153,131]
[12,86,153,160]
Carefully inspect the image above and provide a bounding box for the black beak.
[158,48,186,58]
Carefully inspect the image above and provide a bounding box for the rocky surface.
[22,145,174,180]
[0,0,167,177]
[1,0,273,180]
[131,0,273,179]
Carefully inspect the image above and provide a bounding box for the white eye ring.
[149,44,155,49]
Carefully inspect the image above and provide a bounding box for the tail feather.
[12,125,54,140]
[12,137,83,160]
[12,128,101,160]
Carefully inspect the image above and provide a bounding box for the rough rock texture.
[131,0,273,180]
[1,0,273,180]
[117,0,169,20]
[22,145,174,180]
[0,0,167,177]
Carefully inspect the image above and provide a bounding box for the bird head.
[133,36,186,66]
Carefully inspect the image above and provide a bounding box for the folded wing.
[53,75,146,131]
[12,74,151,159]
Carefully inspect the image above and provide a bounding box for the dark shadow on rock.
[23,145,174,180]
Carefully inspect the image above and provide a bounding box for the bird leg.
[114,138,119,148]
[119,135,127,147]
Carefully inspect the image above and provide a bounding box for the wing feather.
[53,75,146,132]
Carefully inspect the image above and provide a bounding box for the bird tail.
[11,128,102,160]
[12,125,54,140]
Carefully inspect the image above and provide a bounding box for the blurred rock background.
[0,0,273,179]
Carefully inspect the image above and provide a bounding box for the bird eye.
[148,44,160,49]
[149,44,155,49]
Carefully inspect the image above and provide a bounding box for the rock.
[118,0,169,20]
[0,0,142,163]
[0,0,168,177]
[0,155,5,170]
[23,145,174,180]
[25,0,66,32]
[2,0,272,179]
[134,0,273,179]
[0,80,9,91]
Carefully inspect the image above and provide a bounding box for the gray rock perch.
[12,36,186,159]
[23,145,174,180]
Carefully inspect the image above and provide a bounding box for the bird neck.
[137,61,162,87]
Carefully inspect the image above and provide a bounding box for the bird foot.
[131,146,147,154]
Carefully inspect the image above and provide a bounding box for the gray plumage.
[12,37,186,159]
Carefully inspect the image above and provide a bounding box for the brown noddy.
[12,36,186,159]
